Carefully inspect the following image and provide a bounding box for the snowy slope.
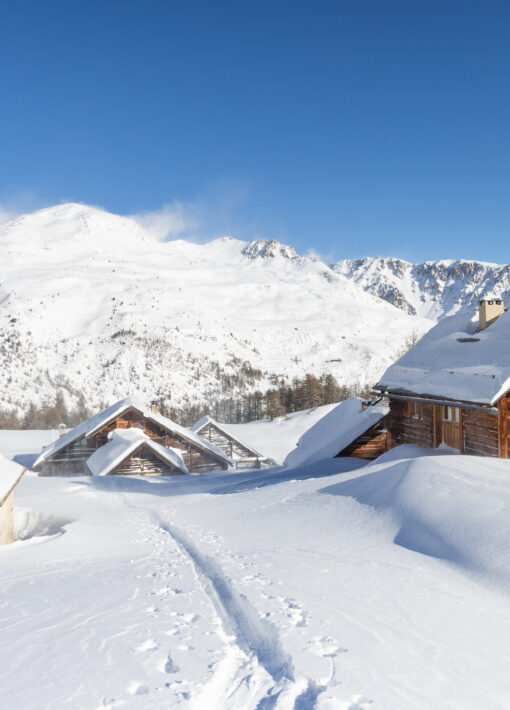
[332,256,510,319]
[2,437,510,708]
[0,203,430,413]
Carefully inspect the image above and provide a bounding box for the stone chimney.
[478,298,505,330]
[151,400,158,415]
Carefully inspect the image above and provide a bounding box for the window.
[408,401,421,419]
[443,406,459,423]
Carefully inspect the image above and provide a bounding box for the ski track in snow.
[153,513,326,710]
[107,480,331,710]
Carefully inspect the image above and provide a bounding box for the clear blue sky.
[1,0,509,262]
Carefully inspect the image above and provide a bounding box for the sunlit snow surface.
[0,203,431,412]
[2,428,510,708]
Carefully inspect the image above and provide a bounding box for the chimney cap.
[479,297,503,305]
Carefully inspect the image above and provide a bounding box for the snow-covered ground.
[2,430,510,709]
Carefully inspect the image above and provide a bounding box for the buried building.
[0,455,25,545]
[190,415,272,469]
[33,398,231,476]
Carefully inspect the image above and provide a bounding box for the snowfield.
[0,202,432,413]
[2,433,510,709]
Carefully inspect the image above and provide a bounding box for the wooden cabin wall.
[462,409,499,457]
[38,436,95,475]
[388,399,435,448]
[112,447,183,476]
[337,422,389,460]
[390,397,502,458]
[91,408,227,473]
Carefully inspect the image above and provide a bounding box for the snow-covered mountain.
[332,256,510,320]
[0,203,430,413]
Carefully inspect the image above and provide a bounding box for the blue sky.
[0,0,509,262]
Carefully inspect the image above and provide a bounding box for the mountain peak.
[242,239,299,260]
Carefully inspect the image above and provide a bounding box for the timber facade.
[109,444,185,476]
[337,418,391,460]
[386,394,508,458]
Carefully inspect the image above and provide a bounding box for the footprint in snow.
[135,639,158,652]
[127,681,150,695]
[158,653,180,674]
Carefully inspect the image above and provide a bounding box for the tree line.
[0,373,375,430]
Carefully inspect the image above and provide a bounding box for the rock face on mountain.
[0,204,430,414]
[331,257,510,320]
[242,239,299,260]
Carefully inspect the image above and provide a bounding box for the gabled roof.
[377,310,510,406]
[190,415,264,459]
[34,397,231,469]
[86,429,188,476]
[1,455,25,506]
[284,398,388,468]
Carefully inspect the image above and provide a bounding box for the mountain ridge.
[0,203,506,414]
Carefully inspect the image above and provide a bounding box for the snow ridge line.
[155,517,295,685]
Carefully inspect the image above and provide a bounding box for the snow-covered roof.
[34,397,231,468]
[86,428,188,477]
[190,415,264,459]
[284,397,388,468]
[0,454,25,506]
[377,309,510,405]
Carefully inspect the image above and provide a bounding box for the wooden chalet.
[375,299,510,458]
[190,415,271,469]
[33,398,232,476]
[284,397,389,468]
[0,455,25,545]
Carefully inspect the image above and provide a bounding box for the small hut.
[190,415,269,468]
[0,455,25,545]
[284,398,389,468]
[87,429,188,476]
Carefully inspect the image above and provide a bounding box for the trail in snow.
[150,513,327,710]
[157,517,294,684]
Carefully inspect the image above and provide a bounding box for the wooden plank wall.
[113,446,183,476]
[462,409,499,457]
[388,399,435,448]
[337,423,389,460]
[92,409,228,473]
[390,397,502,458]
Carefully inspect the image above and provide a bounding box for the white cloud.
[130,201,201,242]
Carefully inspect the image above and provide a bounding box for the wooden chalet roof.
[190,415,264,459]
[0,454,25,506]
[376,310,510,406]
[86,429,188,476]
[34,397,232,469]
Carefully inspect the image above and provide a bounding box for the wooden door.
[442,406,461,450]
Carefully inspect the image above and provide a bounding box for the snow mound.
[323,446,510,589]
